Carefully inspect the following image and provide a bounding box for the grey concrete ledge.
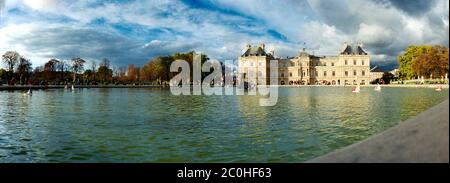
[308,99,449,163]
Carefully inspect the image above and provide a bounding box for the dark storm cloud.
[307,0,362,33]
[1,0,448,68]
[13,25,199,66]
[373,0,437,16]
[308,0,448,67]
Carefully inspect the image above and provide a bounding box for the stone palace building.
[238,43,382,86]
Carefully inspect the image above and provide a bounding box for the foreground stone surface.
[309,99,449,163]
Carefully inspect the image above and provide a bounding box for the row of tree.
[398,45,449,80]
[1,51,215,86]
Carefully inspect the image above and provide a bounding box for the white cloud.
[23,0,60,11]
[357,23,393,47]
[0,0,448,70]
[301,21,348,55]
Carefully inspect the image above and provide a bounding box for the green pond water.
[0,87,448,162]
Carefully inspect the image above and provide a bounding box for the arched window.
[345,60,348,65]
[323,71,327,76]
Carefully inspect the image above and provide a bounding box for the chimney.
[260,43,265,50]
[246,44,251,50]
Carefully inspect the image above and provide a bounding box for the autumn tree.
[44,59,60,81]
[412,45,449,79]
[139,51,209,84]
[2,51,20,80]
[140,56,172,83]
[71,58,86,83]
[2,51,20,72]
[113,66,127,82]
[16,56,32,84]
[56,60,69,82]
[98,58,112,83]
[127,64,139,82]
[91,61,97,81]
[398,45,432,79]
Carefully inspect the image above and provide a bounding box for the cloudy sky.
[0,0,448,69]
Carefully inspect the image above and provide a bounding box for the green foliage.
[1,50,212,85]
[397,45,432,79]
[398,45,449,80]
[97,65,113,83]
[140,51,210,83]
[382,72,395,84]
[0,68,6,81]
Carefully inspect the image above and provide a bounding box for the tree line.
[398,45,449,80]
[1,51,215,86]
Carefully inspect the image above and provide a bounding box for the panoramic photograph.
[0,0,448,170]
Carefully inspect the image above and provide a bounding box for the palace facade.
[238,43,381,86]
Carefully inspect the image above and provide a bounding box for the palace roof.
[242,45,273,57]
[340,43,368,55]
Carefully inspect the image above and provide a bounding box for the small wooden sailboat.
[435,85,442,92]
[23,88,32,96]
[352,84,361,93]
[374,84,381,91]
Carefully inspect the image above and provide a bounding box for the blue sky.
[0,0,448,70]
